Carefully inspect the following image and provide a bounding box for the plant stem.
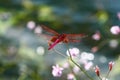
[106,70,110,79]
[53,48,67,58]
[98,76,102,80]
[66,45,94,80]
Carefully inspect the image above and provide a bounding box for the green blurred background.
[0,0,120,80]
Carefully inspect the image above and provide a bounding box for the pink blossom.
[117,12,120,20]
[91,46,98,53]
[34,26,42,34]
[84,62,93,70]
[94,65,100,77]
[109,61,114,71]
[27,21,35,30]
[110,26,120,35]
[66,48,80,57]
[63,62,69,68]
[52,64,64,77]
[73,66,80,74]
[92,31,101,40]
[67,73,75,80]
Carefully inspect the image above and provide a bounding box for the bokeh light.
[36,46,45,55]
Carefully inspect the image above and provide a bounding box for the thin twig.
[98,76,102,80]
[66,44,94,80]
[53,48,67,58]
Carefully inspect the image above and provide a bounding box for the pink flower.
[110,26,120,35]
[91,46,98,53]
[67,73,75,80]
[109,61,114,71]
[27,21,35,30]
[66,48,80,57]
[92,31,101,40]
[73,66,80,74]
[63,62,69,68]
[94,65,100,77]
[117,12,120,20]
[34,26,42,34]
[84,62,93,70]
[52,64,64,77]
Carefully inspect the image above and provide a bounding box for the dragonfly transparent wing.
[40,25,59,36]
[66,34,87,42]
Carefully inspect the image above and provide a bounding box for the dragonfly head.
[57,33,67,40]
[61,33,67,36]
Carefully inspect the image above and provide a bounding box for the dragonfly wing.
[36,33,52,39]
[40,25,59,36]
[68,39,81,42]
[66,34,87,40]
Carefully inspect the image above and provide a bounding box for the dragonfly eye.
[50,36,57,42]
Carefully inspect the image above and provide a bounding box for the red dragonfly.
[40,25,86,50]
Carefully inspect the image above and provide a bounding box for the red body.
[41,25,86,50]
[48,34,67,50]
